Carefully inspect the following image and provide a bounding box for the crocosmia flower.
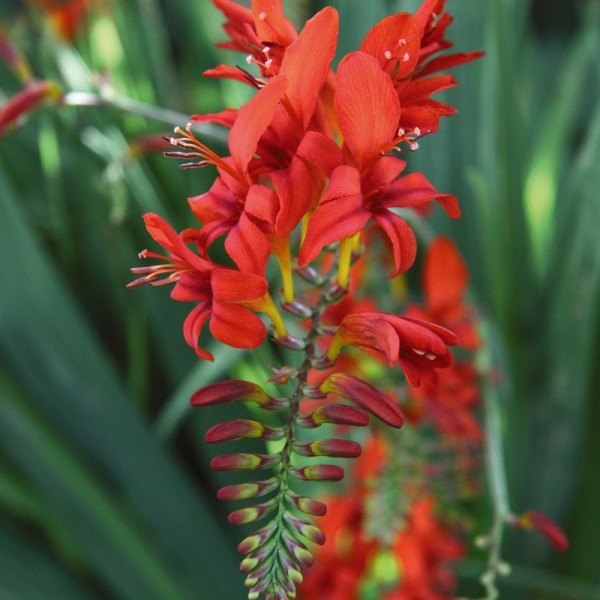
[128,213,285,360]
[327,312,458,386]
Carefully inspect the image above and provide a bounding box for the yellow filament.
[337,237,353,289]
[261,294,288,338]
[272,235,294,303]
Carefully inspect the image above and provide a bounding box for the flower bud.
[293,438,361,458]
[283,514,326,545]
[290,464,344,481]
[210,453,281,471]
[295,265,325,286]
[281,531,314,567]
[281,301,314,319]
[321,373,404,427]
[296,403,369,428]
[238,522,277,554]
[205,419,284,443]
[217,477,279,501]
[285,493,327,516]
[228,500,277,525]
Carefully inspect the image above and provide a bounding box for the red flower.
[408,236,479,350]
[31,0,90,40]
[0,80,62,137]
[128,213,282,360]
[182,74,289,275]
[385,497,465,600]
[327,312,458,386]
[360,3,484,137]
[511,511,568,552]
[298,51,458,278]
[206,0,298,83]
[409,361,483,442]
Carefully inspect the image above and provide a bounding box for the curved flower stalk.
[128,0,485,598]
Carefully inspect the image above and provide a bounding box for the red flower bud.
[290,464,344,481]
[191,380,287,410]
[228,500,277,525]
[293,438,362,458]
[217,478,279,501]
[205,419,284,443]
[296,402,369,428]
[283,514,326,545]
[513,511,568,551]
[321,372,404,427]
[285,493,327,516]
[210,453,281,471]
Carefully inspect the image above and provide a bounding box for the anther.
[398,38,407,45]
[414,127,421,137]
[402,52,410,62]
[258,11,267,20]
[425,353,436,361]
[384,50,392,60]
[246,54,253,65]
[412,348,426,355]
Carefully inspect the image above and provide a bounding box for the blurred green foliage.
[0,0,599,599]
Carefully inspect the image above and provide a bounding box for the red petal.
[142,213,211,273]
[182,303,214,360]
[298,169,370,266]
[203,65,252,84]
[211,267,267,302]
[190,107,239,127]
[271,157,313,236]
[224,212,271,275]
[210,301,266,349]
[280,7,338,130]
[274,131,342,235]
[228,73,288,172]
[322,373,404,428]
[252,0,297,47]
[334,51,400,167]
[360,13,420,81]
[361,156,406,193]
[378,171,460,218]
[423,236,469,313]
[371,210,417,276]
[245,184,279,229]
[419,51,485,77]
[335,313,400,363]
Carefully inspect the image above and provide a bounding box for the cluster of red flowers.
[126,1,486,598]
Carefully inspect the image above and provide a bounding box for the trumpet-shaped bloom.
[298,51,458,277]
[327,312,458,386]
[128,213,272,360]
[360,3,484,136]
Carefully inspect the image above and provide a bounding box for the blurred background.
[0,0,599,598]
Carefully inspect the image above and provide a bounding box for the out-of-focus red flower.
[385,497,465,600]
[0,80,62,137]
[32,0,90,40]
[128,213,275,360]
[409,361,483,442]
[297,495,376,600]
[327,312,458,386]
[408,236,479,350]
[511,511,569,551]
[206,0,298,83]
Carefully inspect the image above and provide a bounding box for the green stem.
[62,91,226,142]
[476,319,512,600]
